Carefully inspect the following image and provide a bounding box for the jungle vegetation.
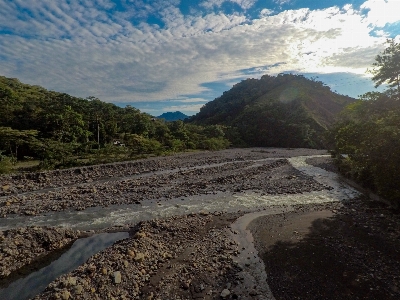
[0,77,229,172]
[328,39,400,206]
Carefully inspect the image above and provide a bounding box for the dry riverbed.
[0,148,399,299]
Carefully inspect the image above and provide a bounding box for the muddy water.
[230,210,288,300]
[0,155,359,231]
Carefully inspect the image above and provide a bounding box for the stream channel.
[0,155,360,299]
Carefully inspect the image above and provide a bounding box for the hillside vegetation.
[0,76,229,172]
[328,93,400,206]
[189,74,354,148]
[328,39,400,207]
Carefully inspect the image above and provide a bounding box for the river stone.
[134,252,145,262]
[63,277,77,287]
[113,271,122,284]
[127,249,135,257]
[221,289,230,298]
[74,285,83,294]
[61,290,71,300]
[134,232,146,239]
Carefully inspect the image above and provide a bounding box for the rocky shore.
[33,213,244,300]
[0,227,82,280]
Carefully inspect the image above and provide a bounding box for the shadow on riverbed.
[251,201,400,300]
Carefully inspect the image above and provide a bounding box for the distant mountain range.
[157,111,188,121]
[188,74,355,148]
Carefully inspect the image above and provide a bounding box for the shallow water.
[230,209,289,300]
[0,232,128,300]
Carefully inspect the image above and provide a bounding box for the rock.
[63,277,77,287]
[221,289,231,298]
[181,281,190,290]
[134,232,146,239]
[113,271,122,284]
[134,252,145,262]
[249,289,258,296]
[74,285,83,294]
[61,290,71,300]
[127,249,135,257]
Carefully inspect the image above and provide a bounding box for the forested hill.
[0,76,156,144]
[188,74,355,148]
[0,76,231,170]
[157,111,188,121]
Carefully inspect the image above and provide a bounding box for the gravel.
[0,148,328,218]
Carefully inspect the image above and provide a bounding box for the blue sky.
[1,0,399,116]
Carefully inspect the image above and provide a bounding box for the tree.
[369,39,400,98]
[0,127,38,163]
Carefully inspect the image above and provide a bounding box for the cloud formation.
[0,0,399,115]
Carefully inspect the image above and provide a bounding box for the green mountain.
[157,111,188,121]
[188,74,355,148]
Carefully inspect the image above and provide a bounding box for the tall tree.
[369,39,400,98]
[0,127,38,162]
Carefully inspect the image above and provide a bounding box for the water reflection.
[0,232,128,300]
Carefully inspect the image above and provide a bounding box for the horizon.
[1,0,399,116]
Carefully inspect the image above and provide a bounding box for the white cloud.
[174,98,209,103]
[160,104,205,113]
[259,8,274,17]
[361,0,400,27]
[0,0,399,110]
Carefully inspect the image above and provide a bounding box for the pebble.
[221,289,231,298]
[113,271,122,284]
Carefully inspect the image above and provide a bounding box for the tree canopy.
[0,76,230,172]
[369,39,400,98]
[328,41,400,207]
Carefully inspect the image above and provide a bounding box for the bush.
[0,156,12,174]
[198,138,230,151]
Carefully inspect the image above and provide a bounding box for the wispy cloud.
[273,0,292,6]
[200,0,258,10]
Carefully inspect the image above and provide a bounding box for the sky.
[1,0,400,116]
